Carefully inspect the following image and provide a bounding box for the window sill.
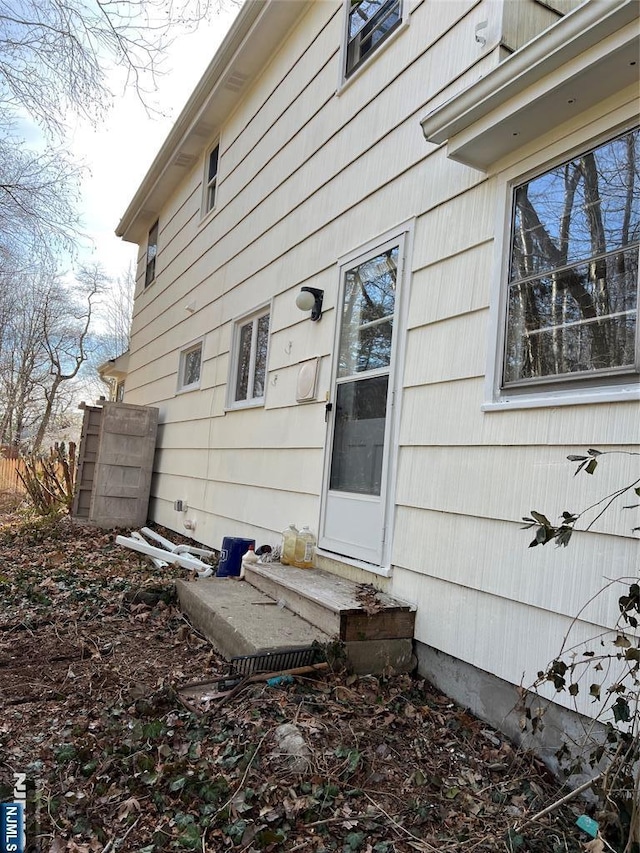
[225,397,265,412]
[483,383,640,411]
[198,205,217,229]
[176,383,201,395]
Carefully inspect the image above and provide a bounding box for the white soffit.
[420,0,640,171]
[98,350,130,380]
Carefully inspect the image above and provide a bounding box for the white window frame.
[227,304,271,410]
[145,220,158,288]
[202,144,219,217]
[177,338,204,394]
[484,121,640,412]
[339,0,408,89]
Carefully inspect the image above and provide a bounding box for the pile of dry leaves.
[0,511,602,852]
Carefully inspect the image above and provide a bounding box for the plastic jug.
[239,543,258,580]
[280,523,298,566]
[294,526,316,569]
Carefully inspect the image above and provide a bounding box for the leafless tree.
[0,127,81,259]
[0,0,239,137]
[0,264,104,452]
[100,263,135,359]
[0,0,239,262]
[32,264,106,452]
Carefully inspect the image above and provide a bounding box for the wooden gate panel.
[72,402,158,528]
[90,403,158,528]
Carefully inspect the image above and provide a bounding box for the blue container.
[216,536,256,577]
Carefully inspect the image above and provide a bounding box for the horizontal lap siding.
[392,507,636,626]
[400,381,639,446]
[391,568,623,718]
[124,0,638,702]
[395,445,636,538]
[396,83,640,699]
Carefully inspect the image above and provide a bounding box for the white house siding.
[121,0,639,713]
[392,80,640,714]
[125,0,514,546]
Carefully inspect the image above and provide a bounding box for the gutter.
[420,0,639,145]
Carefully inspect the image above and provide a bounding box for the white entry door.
[320,233,406,566]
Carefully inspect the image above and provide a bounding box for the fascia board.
[420,0,639,159]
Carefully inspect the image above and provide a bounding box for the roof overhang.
[98,351,130,381]
[420,0,639,171]
[117,0,312,244]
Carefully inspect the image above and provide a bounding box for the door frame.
[318,219,414,574]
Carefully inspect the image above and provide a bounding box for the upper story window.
[503,127,639,391]
[204,145,219,215]
[345,0,402,78]
[177,340,203,393]
[229,307,270,408]
[145,220,158,288]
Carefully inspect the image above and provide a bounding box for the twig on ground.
[515,775,599,832]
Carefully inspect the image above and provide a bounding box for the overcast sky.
[70,2,242,281]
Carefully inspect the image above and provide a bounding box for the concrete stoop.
[176,562,416,675]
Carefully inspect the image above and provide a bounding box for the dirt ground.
[0,510,602,852]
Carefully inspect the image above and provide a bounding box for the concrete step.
[176,567,417,676]
[244,561,415,642]
[176,577,331,663]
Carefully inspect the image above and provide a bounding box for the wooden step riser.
[244,567,415,641]
[343,611,416,642]
[245,569,342,637]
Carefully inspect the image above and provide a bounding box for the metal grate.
[230,645,325,677]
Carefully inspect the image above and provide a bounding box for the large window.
[503,128,639,389]
[345,0,402,78]
[177,340,203,393]
[204,145,219,215]
[229,308,270,407]
[145,220,158,288]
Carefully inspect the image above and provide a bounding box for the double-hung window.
[229,308,270,407]
[503,127,639,391]
[204,145,219,215]
[177,340,203,393]
[345,0,402,78]
[145,220,158,288]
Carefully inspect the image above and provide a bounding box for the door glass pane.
[329,375,388,495]
[338,246,398,377]
[235,322,252,401]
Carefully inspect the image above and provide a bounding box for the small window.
[345,0,402,78]
[229,308,270,407]
[178,340,203,392]
[145,220,158,288]
[204,145,219,214]
[503,127,639,390]
[115,380,125,402]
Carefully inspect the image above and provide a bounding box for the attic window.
[345,0,402,77]
[205,145,219,214]
[145,220,158,288]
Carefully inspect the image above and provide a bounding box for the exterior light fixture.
[296,287,323,321]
